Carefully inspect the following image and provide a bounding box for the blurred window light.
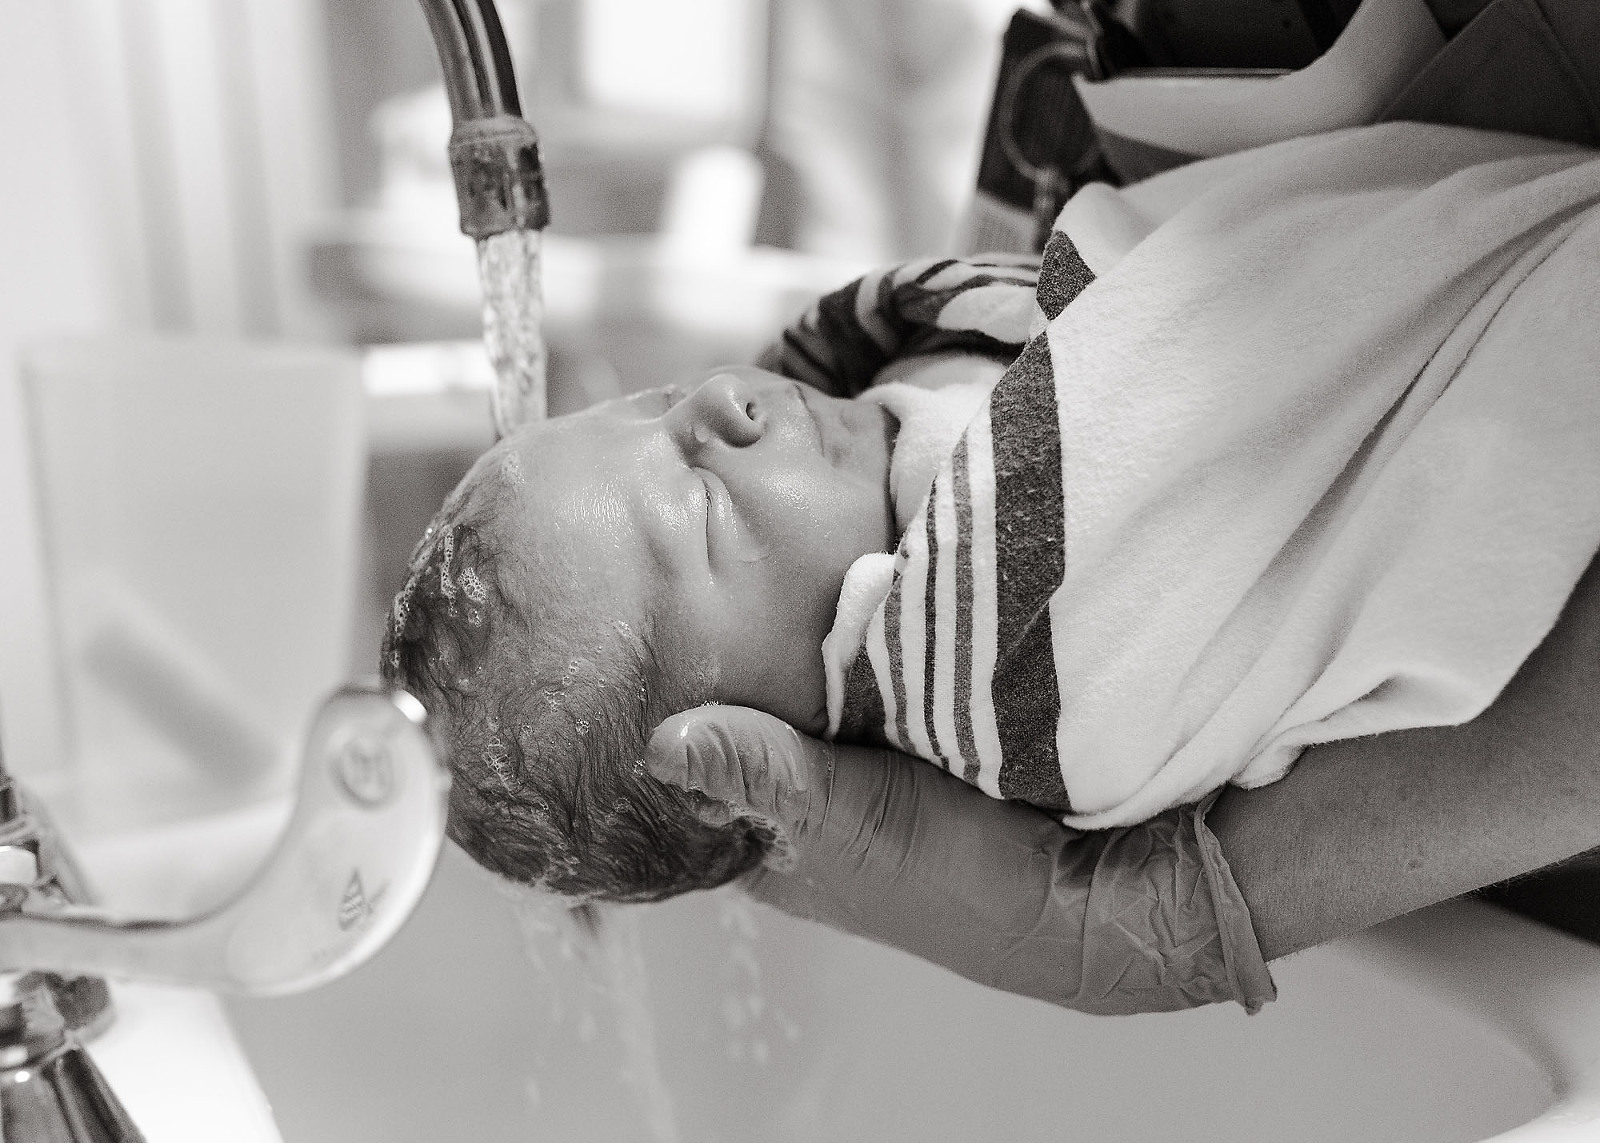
[577,0,761,127]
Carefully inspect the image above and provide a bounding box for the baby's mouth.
[879,401,901,461]
[878,403,900,546]
[793,382,826,459]
[796,383,901,479]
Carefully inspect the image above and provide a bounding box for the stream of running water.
[477,228,690,1136]
[477,227,549,436]
[509,891,682,1143]
[477,224,794,1141]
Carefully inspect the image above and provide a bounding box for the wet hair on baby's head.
[380,455,770,903]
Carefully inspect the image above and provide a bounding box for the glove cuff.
[1194,790,1278,1015]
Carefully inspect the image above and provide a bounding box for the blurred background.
[0,0,1025,818]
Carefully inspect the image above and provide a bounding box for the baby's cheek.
[750,471,878,564]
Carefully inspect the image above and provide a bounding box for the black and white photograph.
[1,0,1598,1139]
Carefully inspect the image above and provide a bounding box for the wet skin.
[485,366,898,733]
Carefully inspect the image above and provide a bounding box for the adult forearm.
[736,732,1274,1014]
[652,549,1600,1014]
[1208,549,1600,961]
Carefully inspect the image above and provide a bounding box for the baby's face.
[485,366,897,733]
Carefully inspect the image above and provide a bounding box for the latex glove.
[646,706,1275,1015]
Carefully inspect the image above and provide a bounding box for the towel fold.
[828,121,1600,829]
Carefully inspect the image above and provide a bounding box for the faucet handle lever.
[0,686,449,996]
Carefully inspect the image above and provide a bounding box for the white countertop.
[63,804,292,1143]
[88,983,282,1143]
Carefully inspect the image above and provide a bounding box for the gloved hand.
[646,705,1275,1015]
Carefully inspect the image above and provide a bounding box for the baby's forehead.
[481,435,660,599]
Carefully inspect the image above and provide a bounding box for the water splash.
[505,890,681,1143]
[719,891,797,1066]
[601,908,681,1143]
[478,228,548,436]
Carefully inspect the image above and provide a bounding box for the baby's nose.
[684,371,768,448]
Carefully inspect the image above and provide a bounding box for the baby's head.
[382,366,896,901]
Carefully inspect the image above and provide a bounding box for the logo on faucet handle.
[336,737,396,807]
[338,870,388,931]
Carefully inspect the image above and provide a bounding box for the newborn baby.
[386,122,1600,902]
[383,255,1038,902]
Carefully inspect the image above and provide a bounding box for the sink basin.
[225,840,1591,1143]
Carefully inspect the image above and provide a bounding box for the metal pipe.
[417,0,551,239]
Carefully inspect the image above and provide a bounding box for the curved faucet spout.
[417,0,551,240]
[418,0,523,123]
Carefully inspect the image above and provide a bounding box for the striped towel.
[773,121,1600,829]
[756,252,1045,398]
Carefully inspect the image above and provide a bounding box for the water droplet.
[502,452,526,487]
[460,566,488,605]
[439,531,458,599]
[631,759,647,777]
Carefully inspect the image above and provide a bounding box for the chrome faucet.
[418,0,553,434]
[417,0,550,242]
[0,687,449,1141]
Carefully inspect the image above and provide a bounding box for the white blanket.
[832,121,1600,828]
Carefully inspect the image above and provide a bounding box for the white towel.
[823,380,989,735]
[827,121,1600,828]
